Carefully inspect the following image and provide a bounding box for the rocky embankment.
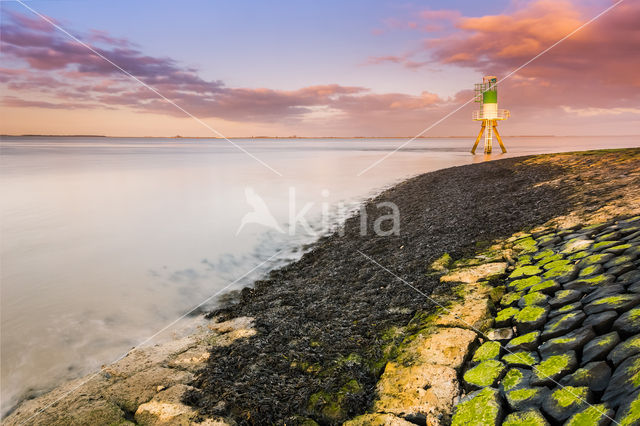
[452,216,640,425]
[4,148,640,425]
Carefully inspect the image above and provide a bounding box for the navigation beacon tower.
[471,76,510,154]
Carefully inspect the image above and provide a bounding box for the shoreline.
[5,148,640,425]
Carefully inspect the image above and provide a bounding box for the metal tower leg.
[471,122,486,154]
[493,121,507,153]
[484,120,493,154]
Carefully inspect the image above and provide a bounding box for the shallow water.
[0,135,637,414]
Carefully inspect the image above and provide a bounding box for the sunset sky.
[1,0,639,137]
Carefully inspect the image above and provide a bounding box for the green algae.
[451,387,502,426]
[496,307,519,324]
[529,280,557,293]
[503,351,537,367]
[501,368,524,392]
[535,354,570,379]
[618,392,640,426]
[568,250,590,261]
[550,386,588,408]
[509,331,539,346]
[593,240,621,251]
[307,379,362,421]
[595,333,618,347]
[591,294,634,306]
[464,360,505,387]
[517,254,534,265]
[565,404,611,425]
[431,253,452,272]
[606,254,635,267]
[521,292,548,307]
[557,302,581,313]
[580,253,611,266]
[510,265,543,279]
[543,264,577,279]
[537,254,563,266]
[508,387,539,402]
[510,276,543,292]
[533,248,555,260]
[579,264,601,277]
[472,341,501,363]
[515,306,546,322]
[503,409,548,426]
[514,237,538,253]
[574,274,612,288]
[543,259,570,270]
[545,312,581,333]
[501,291,523,307]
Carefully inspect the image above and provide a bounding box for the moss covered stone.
[537,254,563,267]
[472,341,502,363]
[501,291,523,308]
[463,360,505,389]
[578,253,614,268]
[529,280,560,295]
[502,409,549,426]
[514,306,548,333]
[542,264,578,283]
[615,390,640,426]
[514,237,538,253]
[510,276,543,292]
[608,335,640,366]
[518,292,549,308]
[592,240,621,251]
[500,368,528,393]
[585,294,640,315]
[452,387,503,426]
[506,331,540,352]
[568,250,590,261]
[505,387,549,411]
[502,351,539,368]
[533,248,555,260]
[495,307,519,327]
[605,254,636,268]
[579,264,603,278]
[541,311,586,340]
[531,352,577,386]
[307,379,362,422]
[614,307,640,336]
[542,386,591,422]
[565,274,615,292]
[564,403,613,426]
[517,254,534,265]
[509,265,543,279]
[542,259,570,271]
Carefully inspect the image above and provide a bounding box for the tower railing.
[472,109,511,121]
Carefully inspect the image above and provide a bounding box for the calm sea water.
[1,135,638,414]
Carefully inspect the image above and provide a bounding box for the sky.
[1,0,639,137]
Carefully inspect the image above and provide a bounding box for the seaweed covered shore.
[5,148,640,426]
[188,149,640,424]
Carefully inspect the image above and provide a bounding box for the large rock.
[442,262,507,284]
[529,280,561,295]
[541,311,585,341]
[602,354,640,408]
[548,289,581,308]
[514,306,549,334]
[399,327,477,370]
[502,409,549,426]
[548,302,581,318]
[584,294,640,315]
[500,291,523,308]
[506,331,540,352]
[613,389,640,426]
[583,310,618,334]
[559,361,612,392]
[531,352,578,386]
[499,368,531,395]
[542,386,592,423]
[564,404,615,426]
[542,264,579,284]
[509,276,543,292]
[502,351,540,368]
[471,341,502,363]
[505,387,550,412]
[494,307,519,328]
[374,362,459,420]
[614,307,640,336]
[518,292,549,308]
[564,274,616,293]
[451,387,503,426]
[538,326,595,358]
[463,360,506,390]
[134,384,199,425]
[581,331,620,364]
[608,334,640,366]
[581,284,626,305]
[509,265,543,279]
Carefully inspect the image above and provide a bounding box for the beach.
[4,147,640,425]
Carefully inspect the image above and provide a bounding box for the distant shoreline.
[5,134,638,139]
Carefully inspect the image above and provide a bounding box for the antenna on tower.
[471,76,510,154]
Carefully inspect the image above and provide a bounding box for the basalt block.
[538,326,595,358]
[582,284,626,305]
[472,341,502,363]
[582,331,621,364]
[542,386,592,423]
[502,351,539,368]
[592,240,623,252]
[542,259,570,271]
[578,263,604,278]
[578,253,615,268]
[500,291,522,308]
[608,263,637,278]
[564,404,615,426]
[528,280,560,295]
[608,335,640,366]
[505,387,550,412]
[531,352,577,386]
[621,271,640,287]
[605,253,636,268]
[499,368,531,395]
[509,265,543,280]
[548,289,582,308]
[463,360,506,390]
[502,409,549,426]
[583,310,618,334]
[495,307,519,328]
[451,387,503,426]
[564,274,616,293]
[584,294,640,315]
[614,307,640,336]
[541,311,585,341]
[542,264,579,284]
[602,354,640,408]
[514,306,549,334]
[509,276,543,292]
[548,302,581,319]
[613,389,640,426]
[506,331,540,352]
[559,361,612,392]
[518,292,549,308]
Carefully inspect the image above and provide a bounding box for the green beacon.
[471,76,510,154]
